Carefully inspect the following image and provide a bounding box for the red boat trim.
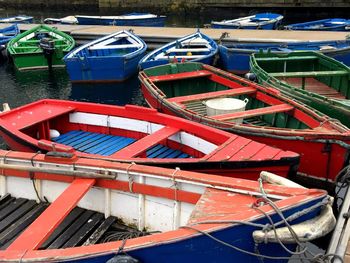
[110,126,180,158]
[167,87,256,104]
[149,70,212,82]
[7,178,95,251]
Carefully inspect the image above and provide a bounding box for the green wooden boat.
[7,24,75,70]
[250,51,350,127]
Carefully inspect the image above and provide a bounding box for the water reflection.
[69,74,145,106]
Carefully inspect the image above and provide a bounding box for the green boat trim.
[250,51,350,127]
[7,24,75,70]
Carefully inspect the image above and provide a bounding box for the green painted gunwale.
[7,24,75,70]
[250,51,350,127]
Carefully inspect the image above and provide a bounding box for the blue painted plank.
[177,153,190,158]
[78,134,114,152]
[92,136,132,155]
[146,144,164,156]
[88,136,126,154]
[147,146,169,158]
[164,149,182,158]
[59,132,93,145]
[52,130,82,142]
[157,148,177,158]
[100,138,136,156]
[70,133,104,148]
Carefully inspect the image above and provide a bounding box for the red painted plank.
[2,104,75,130]
[149,70,212,82]
[7,178,95,251]
[208,73,249,89]
[167,87,256,104]
[110,126,180,158]
[211,104,294,121]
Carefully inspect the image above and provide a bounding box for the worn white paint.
[68,112,217,154]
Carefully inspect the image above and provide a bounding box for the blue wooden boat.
[0,15,33,24]
[285,18,350,31]
[64,30,147,82]
[139,31,218,70]
[0,150,335,263]
[0,24,19,47]
[219,39,350,74]
[211,13,283,29]
[75,13,166,27]
[44,16,78,25]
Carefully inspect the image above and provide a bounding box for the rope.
[171,167,180,201]
[181,225,293,260]
[126,162,136,193]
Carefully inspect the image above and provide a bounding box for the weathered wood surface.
[4,24,349,44]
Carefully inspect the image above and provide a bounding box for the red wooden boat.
[0,150,334,262]
[0,99,299,180]
[139,62,350,189]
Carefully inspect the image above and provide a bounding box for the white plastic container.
[205,97,248,123]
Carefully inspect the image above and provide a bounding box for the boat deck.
[280,77,346,99]
[53,130,191,158]
[5,24,349,47]
[0,194,142,250]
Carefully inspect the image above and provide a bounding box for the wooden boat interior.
[3,101,239,160]
[254,53,350,100]
[154,35,213,60]
[0,150,323,253]
[83,32,143,57]
[12,28,72,54]
[141,63,343,131]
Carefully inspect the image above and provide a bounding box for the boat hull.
[211,22,277,30]
[219,42,350,74]
[0,124,298,181]
[65,54,144,82]
[76,16,166,27]
[11,51,67,70]
[250,51,350,128]
[0,150,328,263]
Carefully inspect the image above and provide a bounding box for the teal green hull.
[250,51,350,127]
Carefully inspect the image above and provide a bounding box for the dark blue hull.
[285,18,350,31]
[76,16,165,27]
[65,54,144,82]
[219,40,350,74]
[39,198,323,263]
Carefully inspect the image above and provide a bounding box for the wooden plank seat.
[149,70,212,83]
[255,56,318,62]
[53,130,191,158]
[270,70,349,78]
[165,48,210,53]
[7,179,95,251]
[110,126,180,158]
[156,54,204,59]
[211,104,294,121]
[168,87,256,104]
[88,44,141,50]
[282,77,347,99]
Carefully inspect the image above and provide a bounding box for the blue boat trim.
[53,130,191,158]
